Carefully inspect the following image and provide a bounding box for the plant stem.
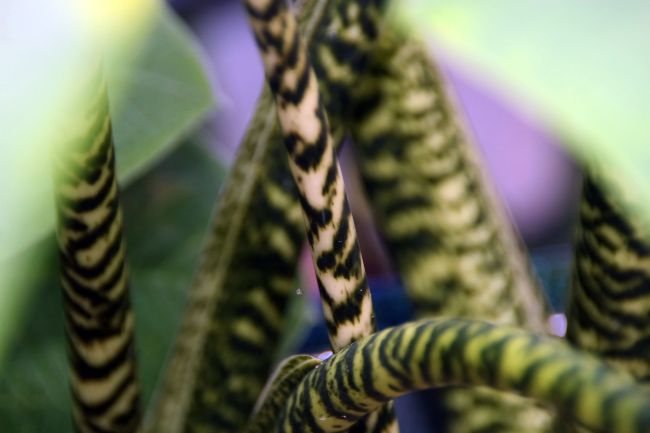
[349,29,551,433]
[53,72,141,433]
[567,175,650,380]
[264,319,650,433]
[242,0,396,432]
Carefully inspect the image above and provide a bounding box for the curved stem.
[247,355,322,433]
[272,319,650,433]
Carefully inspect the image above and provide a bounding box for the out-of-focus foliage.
[108,6,215,183]
[0,142,224,432]
[0,2,213,365]
[124,142,224,405]
[392,0,650,236]
[0,2,213,260]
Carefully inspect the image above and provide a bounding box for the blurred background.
[8,0,635,431]
[182,0,578,306]
[191,0,580,248]
[181,3,579,430]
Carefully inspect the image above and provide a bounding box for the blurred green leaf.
[393,0,650,234]
[122,141,224,405]
[0,141,224,431]
[108,6,215,184]
[1,4,214,262]
[0,4,214,366]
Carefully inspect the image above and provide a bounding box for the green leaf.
[0,141,225,431]
[108,6,215,184]
[122,142,225,404]
[392,0,650,234]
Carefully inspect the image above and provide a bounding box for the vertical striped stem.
[567,175,650,381]
[349,32,550,432]
[242,0,396,432]
[243,0,373,361]
[53,75,141,433]
[306,2,397,430]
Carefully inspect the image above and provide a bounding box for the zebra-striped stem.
[350,30,547,333]
[246,355,323,433]
[257,319,650,433]
[567,175,650,381]
[349,30,552,433]
[53,74,141,433]
[243,0,374,365]
[242,1,396,432]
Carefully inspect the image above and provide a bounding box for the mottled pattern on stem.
[349,33,551,433]
[181,92,306,433]
[53,76,141,433]
[243,0,396,432]
[567,176,650,381]
[267,319,650,433]
[309,0,386,123]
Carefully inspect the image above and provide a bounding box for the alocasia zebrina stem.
[53,72,141,433]
[349,31,552,432]
[251,319,650,433]
[243,0,376,351]
[567,174,650,381]
[142,1,389,432]
[242,0,396,432]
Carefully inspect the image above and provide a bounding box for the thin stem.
[242,0,396,432]
[243,0,374,362]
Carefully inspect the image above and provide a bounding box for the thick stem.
[567,174,650,381]
[53,73,141,433]
[272,319,650,433]
[349,30,551,433]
